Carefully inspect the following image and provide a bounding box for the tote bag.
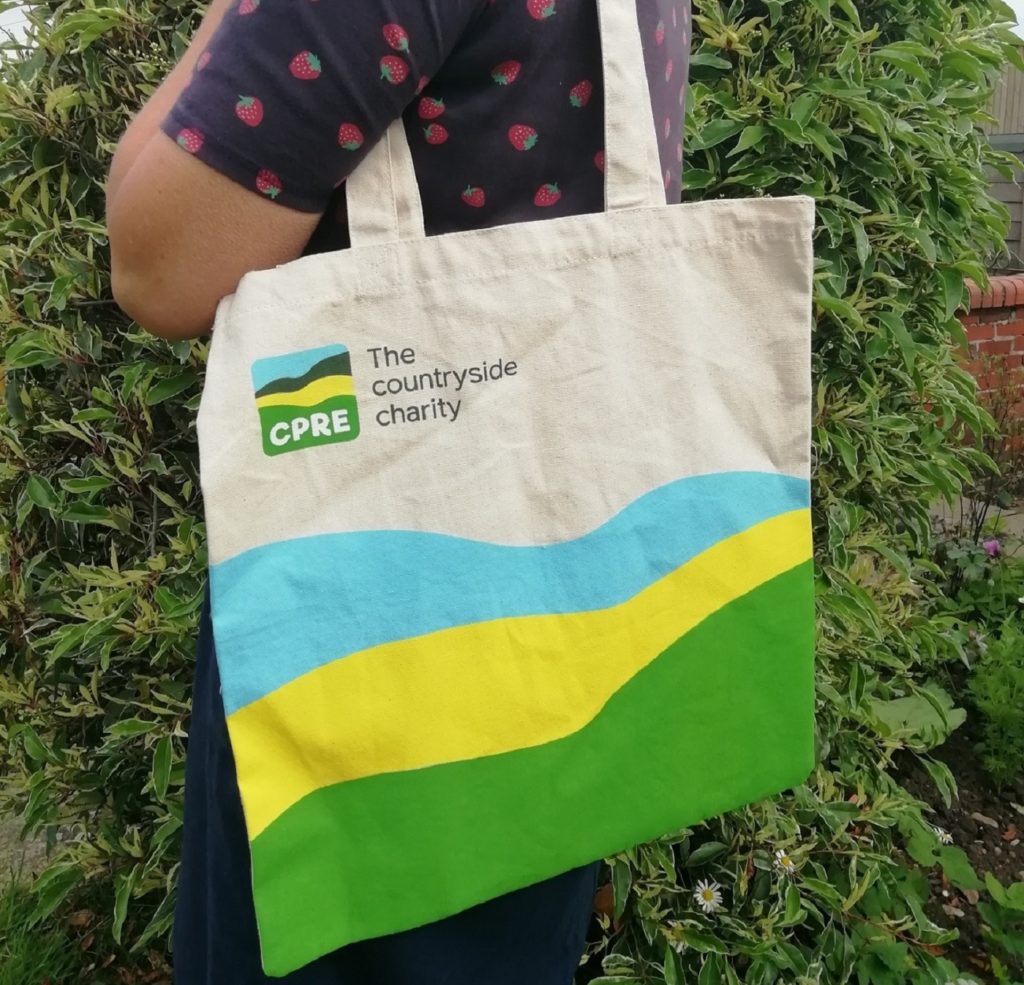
[197,0,817,973]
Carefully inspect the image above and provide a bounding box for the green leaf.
[939,268,966,320]
[698,954,722,985]
[808,0,831,21]
[803,878,845,907]
[686,841,728,867]
[25,474,60,512]
[611,856,632,921]
[920,758,957,809]
[938,846,984,892]
[59,476,113,494]
[29,864,82,925]
[152,736,172,802]
[780,883,805,926]
[61,503,115,525]
[682,168,716,191]
[677,927,728,954]
[867,691,965,745]
[108,718,158,738]
[664,939,684,985]
[145,370,197,406]
[790,93,819,127]
[112,864,140,944]
[690,119,747,151]
[729,125,769,156]
[20,725,50,763]
[987,871,1008,906]
[689,51,732,70]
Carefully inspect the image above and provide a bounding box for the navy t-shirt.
[160,0,691,253]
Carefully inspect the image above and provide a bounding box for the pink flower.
[983,538,1001,557]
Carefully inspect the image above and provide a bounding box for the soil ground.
[900,711,1024,983]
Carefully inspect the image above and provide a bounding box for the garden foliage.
[0,0,1022,981]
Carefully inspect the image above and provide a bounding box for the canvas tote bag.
[196,0,817,973]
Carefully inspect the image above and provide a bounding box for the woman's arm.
[106,0,318,340]
[106,0,231,203]
[106,0,485,341]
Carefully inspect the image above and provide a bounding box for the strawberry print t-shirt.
[160,0,692,255]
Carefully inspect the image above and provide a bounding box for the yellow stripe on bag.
[255,374,354,409]
[229,509,812,839]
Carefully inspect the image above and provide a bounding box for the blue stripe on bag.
[210,470,810,714]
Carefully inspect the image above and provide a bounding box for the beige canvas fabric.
[197,0,816,566]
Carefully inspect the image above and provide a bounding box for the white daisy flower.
[693,878,723,914]
[933,825,954,845]
[774,848,797,875]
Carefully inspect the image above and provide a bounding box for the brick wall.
[962,275,1024,408]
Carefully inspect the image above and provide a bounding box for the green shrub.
[968,620,1024,789]
[0,880,78,985]
[0,0,1021,982]
[980,874,1024,983]
[938,533,1024,627]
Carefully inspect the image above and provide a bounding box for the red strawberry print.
[238,0,258,14]
[508,124,538,151]
[176,128,204,153]
[256,169,281,199]
[654,19,665,44]
[594,149,604,172]
[461,186,485,208]
[672,6,677,27]
[382,23,410,52]
[418,96,445,119]
[664,170,671,191]
[416,75,430,94]
[663,117,671,139]
[569,80,592,108]
[235,95,263,126]
[196,50,211,71]
[534,183,560,206]
[527,0,555,19]
[337,122,364,150]
[290,52,321,80]
[424,123,448,144]
[676,141,683,162]
[679,82,686,105]
[665,59,673,81]
[380,55,409,84]
[491,60,521,85]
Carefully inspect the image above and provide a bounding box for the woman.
[106,0,691,981]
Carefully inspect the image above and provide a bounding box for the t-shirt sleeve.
[160,0,486,213]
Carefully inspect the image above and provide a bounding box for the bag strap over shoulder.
[345,0,665,248]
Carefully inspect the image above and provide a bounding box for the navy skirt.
[172,589,601,985]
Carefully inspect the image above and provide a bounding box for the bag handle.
[346,0,665,248]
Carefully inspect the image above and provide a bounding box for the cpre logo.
[251,344,360,456]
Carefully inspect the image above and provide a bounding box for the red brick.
[967,322,995,343]
[968,280,983,309]
[982,339,1014,356]
[992,280,1007,307]
[961,312,981,326]
[996,319,1024,339]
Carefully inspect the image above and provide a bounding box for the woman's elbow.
[109,252,214,341]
